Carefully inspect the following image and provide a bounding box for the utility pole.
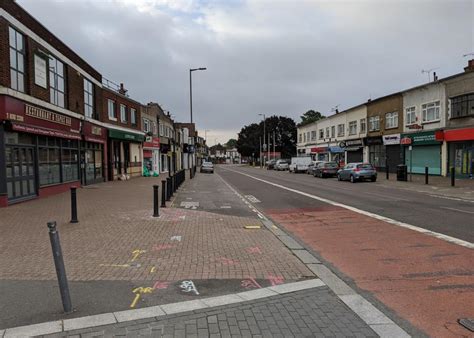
[259,136,262,168]
[268,132,270,162]
[273,130,276,159]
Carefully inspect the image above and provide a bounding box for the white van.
[289,157,312,173]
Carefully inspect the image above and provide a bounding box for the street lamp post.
[259,114,266,166]
[189,67,207,123]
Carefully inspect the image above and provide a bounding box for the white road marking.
[180,201,199,210]
[221,167,474,249]
[220,206,232,209]
[440,207,474,215]
[245,195,261,203]
[428,194,474,203]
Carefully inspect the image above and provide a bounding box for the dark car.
[313,161,339,178]
[307,161,323,175]
[337,163,377,183]
[266,159,277,170]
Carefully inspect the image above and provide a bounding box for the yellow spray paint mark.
[131,249,146,261]
[244,225,261,229]
[272,225,278,229]
[150,266,156,273]
[99,264,130,268]
[130,286,153,308]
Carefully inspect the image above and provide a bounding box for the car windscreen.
[324,162,338,168]
[357,164,373,169]
[203,163,213,167]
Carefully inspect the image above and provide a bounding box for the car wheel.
[337,174,342,181]
[371,176,377,182]
[350,175,356,183]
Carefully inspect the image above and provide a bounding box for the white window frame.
[319,129,324,139]
[160,124,164,137]
[337,124,345,137]
[385,111,398,129]
[108,99,117,120]
[130,108,137,125]
[348,121,357,135]
[405,106,416,125]
[369,116,380,131]
[143,118,150,133]
[331,126,335,138]
[311,130,316,141]
[325,127,329,138]
[422,101,440,123]
[84,78,94,118]
[360,118,366,133]
[49,55,65,108]
[9,26,25,92]
[299,134,302,143]
[120,104,127,123]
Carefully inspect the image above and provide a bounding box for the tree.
[225,138,238,148]
[236,115,297,159]
[298,110,325,127]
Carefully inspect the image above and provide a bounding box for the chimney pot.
[464,59,474,72]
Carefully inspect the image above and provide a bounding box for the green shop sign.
[401,131,439,145]
[108,129,145,142]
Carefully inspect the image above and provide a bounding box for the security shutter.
[405,145,441,175]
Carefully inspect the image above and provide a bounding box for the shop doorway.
[123,142,130,174]
[5,146,37,201]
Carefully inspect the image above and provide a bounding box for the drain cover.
[458,318,474,332]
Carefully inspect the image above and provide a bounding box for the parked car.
[200,161,214,173]
[275,159,289,171]
[289,156,312,173]
[313,161,339,178]
[337,163,377,183]
[307,161,323,175]
[266,159,277,170]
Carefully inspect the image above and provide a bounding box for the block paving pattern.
[0,176,311,282]
[41,287,378,338]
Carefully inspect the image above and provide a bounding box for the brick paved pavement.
[41,287,378,338]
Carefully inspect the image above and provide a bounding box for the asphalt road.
[217,165,474,243]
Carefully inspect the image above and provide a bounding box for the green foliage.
[298,110,325,127]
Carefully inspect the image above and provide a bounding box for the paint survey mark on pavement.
[245,195,261,203]
[180,280,199,295]
[220,205,232,209]
[180,201,199,209]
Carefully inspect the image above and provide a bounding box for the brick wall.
[26,39,49,101]
[101,88,142,131]
[0,17,10,88]
[66,64,84,115]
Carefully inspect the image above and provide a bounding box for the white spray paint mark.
[180,280,199,295]
[180,201,199,210]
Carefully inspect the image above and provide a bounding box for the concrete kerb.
[0,279,326,337]
[218,166,412,337]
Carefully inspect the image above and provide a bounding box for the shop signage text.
[144,136,160,149]
[382,134,401,145]
[25,104,72,126]
[401,131,440,145]
[345,139,363,147]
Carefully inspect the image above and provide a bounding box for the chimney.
[118,83,128,95]
[464,59,474,72]
[433,72,438,81]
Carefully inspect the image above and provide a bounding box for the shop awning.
[345,146,363,151]
[328,146,344,153]
[108,128,145,142]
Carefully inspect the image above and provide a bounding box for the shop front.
[366,136,385,170]
[401,130,442,175]
[143,136,160,176]
[310,147,328,161]
[0,96,81,206]
[81,121,107,185]
[160,142,170,173]
[443,127,474,178]
[344,139,364,163]
[382,134,402,173]
[107,128,145,181]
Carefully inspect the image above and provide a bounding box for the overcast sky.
[18,0,474,144]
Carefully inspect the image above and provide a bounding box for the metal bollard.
[425,167,429,185]
[47,221,73,313]
[70,187,78,223]
[161,180,166,207]
[153,185,159,217]
[451,167,455,187]
[386,165,389,180]
[190,168,193,179]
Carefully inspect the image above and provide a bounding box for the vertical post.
[386,160,389,180]
[190,168,193,179]
[70,187,78,224]
[451,166,455,186]
[189,69,193,123]
[47,221,72,313]
[409,147,413,182]
[425,166,429,185]
[153,185,159,217]
[259,136,262,168]
[161,180,166,207]
[166,177,171,200]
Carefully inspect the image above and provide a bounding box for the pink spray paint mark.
[267,274,284,286]
[246,246,262,254]
[153,281,170,290]
[240,277,262,289]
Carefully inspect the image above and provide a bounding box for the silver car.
[275,159,289,171]
[337,163,377,183]
[200,161,214,173]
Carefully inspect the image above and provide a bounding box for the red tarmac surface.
[266,206,474,338]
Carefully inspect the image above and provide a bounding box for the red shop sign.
[144,136,160,149]
[83,121,106,143]
[400,137,412,145]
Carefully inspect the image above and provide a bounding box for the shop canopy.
[108,128,145,142]
[328,146,344,153]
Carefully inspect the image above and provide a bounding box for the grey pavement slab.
[201,294,244,307]
[236,288,278,301]
[340,294,394,325]
[114,305,165,322]
[268,278,325,294]
[307,263,356,296]
[371,323,412,338]
[63,313,117,331]
[292,249,321,264]
[278,235,304,249]
[161,299,208,315]
[4,321,62,337]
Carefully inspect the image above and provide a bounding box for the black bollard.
[451,167,455,187]
[190,168,193,179]
[386,165,389,180]
[70,187,78,223]
[161,180,166,207]
[153,185,159,217]
[47,221,72,313]
[425,167,429,185]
